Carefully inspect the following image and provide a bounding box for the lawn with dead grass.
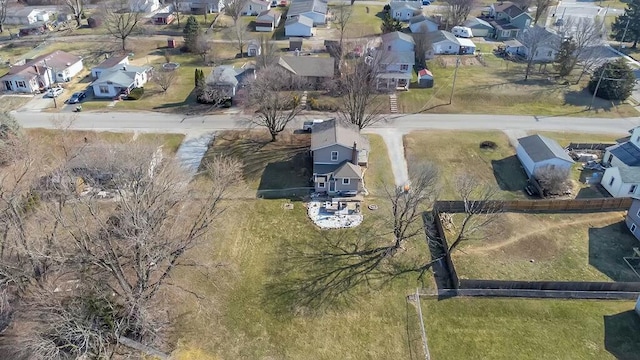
[422,297,640,360]
[397,54,638,117]
[1,95,32,111]
[450,211,640,282]
[404,131,528,199]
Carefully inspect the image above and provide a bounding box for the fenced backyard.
[434,197,633,213]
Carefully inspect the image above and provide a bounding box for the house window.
[16,81,26,88]
[609,177,615,186]
[331,151,338,161]
[637,208,640,217]
[318,182,325,188]
[342,178,350,185]
[501,30,509,37]
[632,224,637,233]
[631,185,637,194]
[607,154,613,163]
[99,85,109,94]
[400,64,409,71]
[387,45,392,51]
[547,51,552,57]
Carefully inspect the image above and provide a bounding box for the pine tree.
[611,0,640,48]
[380,13,403,33]
[588,59,636,101]
[554,38,577,78]
[183,16,201,52]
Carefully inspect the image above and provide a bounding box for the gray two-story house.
[311,119,369,195]
[489,1,532,40]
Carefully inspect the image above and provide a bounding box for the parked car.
[68,91,86,104]
[44,87,64,98]
[303,119,324,132]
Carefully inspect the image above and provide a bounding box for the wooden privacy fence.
[566,142,616,151]
[434,198,633,214]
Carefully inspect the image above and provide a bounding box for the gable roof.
[610,142,640,166]
[418,69,432,77]
[285,14,313,27]
[277,56,334,77]
[288,0,327,17]
[93,54,129,70]
[311,119,368,151]
[457,37,475,47]
[463,17,493,29]
[378,50,415,65]
[91,64,151,87]
[517,134,574,163]
[333,161,362,179]
[409,14,437,25]
[381,31,415,45]
[256,9,281,21]
[1,50,82,80]
[427,30,458,44]
[390,0,421,10]
[206,65,239,87]
[493,1,525,17]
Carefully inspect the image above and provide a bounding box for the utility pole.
[589,64,607,110]
[620,18,631,48]
[42,58,57,109]
[449,55,460,105]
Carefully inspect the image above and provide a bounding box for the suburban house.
[390,1,421,21]
[5,8,51,25]
[463,17,494,37]
[153,12,176,24]
[242,0,271,15]
[488,1,532,40]
[277,56,335,87]
[311,119,369,195]
[426,31,476,56]
[373,31,415,90]
[285,15,314,37]
[409,15,438,33]
[381,31,415,52]
[90,64,152,98]
[517,26,561,62]
[129,0,161,13]
[515,134,574,179]
[247,39,261,57]
[625,197,640,240]
[0,50,83,93]
[255,9,281,31]
[601,127,640,198]
[202,65,255,103]
[176,0,225,13]
[286,0,328,25]
[91,54,130,79]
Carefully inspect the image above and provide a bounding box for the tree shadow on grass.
[604,310,640,360]
[563,89,624,113]
[588,222,640,282]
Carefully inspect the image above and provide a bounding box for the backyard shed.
[457,37,476,54]
[289,37,303,51]
[516,134,574,178]
[417,69,433,88]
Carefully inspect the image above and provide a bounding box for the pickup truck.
[303,119,324,132]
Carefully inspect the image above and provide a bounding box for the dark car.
[68,91,86,104]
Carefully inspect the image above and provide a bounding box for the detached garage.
[516,134,574,178]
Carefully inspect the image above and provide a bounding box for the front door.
[329,181,336,193]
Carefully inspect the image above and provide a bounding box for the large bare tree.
[533,0,552,24]
[0,0,8,33]
[336,55,385,130]
[255,35,278,69]
[444,0,475,29]
[154,69,178,92]
[103,1,143,51]
[332,4,353,60]
[61,0,84,28]
[224,0,249,25]
[227,20,249,57]
[248,66,304,142]
[518,25,557,81]
[412,27,433,68]
[557,17,606,83]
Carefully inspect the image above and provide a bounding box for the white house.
[255,9,281,31]
[286,0,327,25]
[5,8,51,25]
[426,30,461,56]
[0,50,83,93]
[285,15,314,37]
[242,0,271,15]
[130,0,161,13]
[380,31,415,52]
[176,0,225,13]
[390,1,420,21]
[601,127,640,198]
[91,54,130,79]
[518,26,561,62]
[90,64,152,98]
[409,15,438,33]
[457,37,476,55]
[515,134,574,179]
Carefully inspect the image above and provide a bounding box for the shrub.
[127,87,144,100]
[307,97,340,111]
[87,17,102,28]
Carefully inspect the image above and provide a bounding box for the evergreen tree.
[554,38,577,78]
[588,59,636,100]
[611,0,640,48]
[380,13,403,33]
[183,16,201,52]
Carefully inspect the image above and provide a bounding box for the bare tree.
[412,26,433,68]
[256,35,278,69]
[336,55,385,130]
[227,20,249,57]
[61,0,84,28]
[172,0,181,26]
[511,0,533,11]
[519,25,557,81]
[194,34,213,61]
[103,0,143,51]
[444,0,475,29]
[333,4,353,60]
[557,17,606,83]
[576,45,607,84]
[533,0,552,24]
[248,66,304,142]
[154,70,178,92]
[224,0,249,25]
[534,165,570,196]
[0,0,8,33]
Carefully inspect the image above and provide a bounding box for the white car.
[44,87,64,98]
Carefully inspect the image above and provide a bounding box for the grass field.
[404,131,528,199]
[397,54,638,117]
[422,297,640,360]
[537,131,626,147]
[1,95,32,111]
[450,211,640,282]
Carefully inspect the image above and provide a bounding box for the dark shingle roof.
[288,0,327,17]
[518,134,574,163]
[493,1,525,18]
[311,119,368,151]
[93,54,129,70]
[277,56,334,77]
[610,142,640,166]
[381,31,415,45]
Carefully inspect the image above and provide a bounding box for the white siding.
[255,24,274,31]
[470,27,490,37]
[432,40,460,55]
[516,145,535,177]
[299,11,325,25]
[92,83,119,98]
[532,158,573,177]
[392,9,415,21]
[601,167,625,197]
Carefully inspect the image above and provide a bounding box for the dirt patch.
[499,232,559,261]
[435,55,483,67]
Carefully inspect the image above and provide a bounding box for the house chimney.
[351,142,358,165]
